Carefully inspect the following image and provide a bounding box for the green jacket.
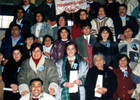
[75,34,96,57]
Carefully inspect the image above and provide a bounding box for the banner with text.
[55,0,87,15]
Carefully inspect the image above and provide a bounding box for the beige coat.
[18,55,59,95]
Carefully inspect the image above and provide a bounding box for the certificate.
[69,70,78,93]
[95,75,103,97]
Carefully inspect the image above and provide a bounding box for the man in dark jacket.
[113,4,138,43]
[1,24,25,61]
[6,7,30,37]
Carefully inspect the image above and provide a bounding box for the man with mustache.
[113,4,138,43]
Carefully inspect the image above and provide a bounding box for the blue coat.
[1,35,25,59]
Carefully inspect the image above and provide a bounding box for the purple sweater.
[50,39,80,63]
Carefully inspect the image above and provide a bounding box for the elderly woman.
[86,53,117,100]
[93,26,118,69]
[50,27,79,63]
[52,15,72,41]
[18,43,59,97]
[55,42,89,100]
[91,6,116,41]
[113,54,135,100]
[31,12,53,43]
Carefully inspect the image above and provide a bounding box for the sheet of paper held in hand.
[95,75,103,97]
[69,70,78,93]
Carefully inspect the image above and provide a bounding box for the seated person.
[20,78,55,100]
[1,24,25,64]
[42,35,53,59]
[6,7,30,37]
[118,25,140,69]
[86,53,117,100]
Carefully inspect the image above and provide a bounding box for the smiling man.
[20,78,55,100]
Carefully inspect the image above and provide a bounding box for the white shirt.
[35,23,43,37]
[61,39,68,41]
[84,35,90,44]
[124,38,134,43]
[43,44,52,58]
[119,65,127,72]
[23,4,30,11]
[16,19,23,25]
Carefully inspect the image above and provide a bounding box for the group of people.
[1,0,140,100]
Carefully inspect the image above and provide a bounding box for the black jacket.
[86,66,117,100]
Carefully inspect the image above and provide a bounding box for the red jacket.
[71,24,83,39]
[113,67,135,100]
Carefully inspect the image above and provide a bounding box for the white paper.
[3,87,18,92]
[69,70,78,93]
[95,75,103,97]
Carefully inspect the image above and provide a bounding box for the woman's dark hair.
[121,25,132,34]
[79,9,87,17]
[0,48,5,57]
[30,78,43,86]
[57,15,67,26]
[97,26,113,42]
[11,46,22,55]
[97,6,107,15]
[64,42,78,55]
[31,43,43,52]
[42,35,53,45]
[117,54,130,66]
[105,0,116,3]
[24,33,36,41]
[34,12,44,23]
[57,27,71,40]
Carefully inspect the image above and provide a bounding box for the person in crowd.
[118,25,140,69]
[55,42,89,100]
[0,49,5,100]
[2,46,24,100]
[42,35,53,59]
[1,24,25,65]
[86,0,101,20]
[131,0,140,20]
[18,43,59,97]
[31,12,53,43]
[6,7,30,37]
[91,6,116,41]
[103,0,120,18]
[113,54,135,100]
[116,0,139,16]
[50,27,79,63]
[33,0,56,26]
[71,9,89,39]
[75,22,96,68]
[16,0,36,26]
[20,33,35,60]
[93,26,118,70]
[86,53,117,100]
[113,4,138,42]
[52,15,72,41]
[20,78,55,100]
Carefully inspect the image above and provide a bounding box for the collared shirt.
[61,39,68,41]
[124,38,134,43]
[84,35,90,44]
[16,19,23,25]
[31,93,42,100]
[23,4,30,11]
[120,15,126,27]
[11,35,21,47]
[47,3,52,8]
[119,65,127,72]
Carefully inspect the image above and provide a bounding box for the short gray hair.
[93,53,106,63]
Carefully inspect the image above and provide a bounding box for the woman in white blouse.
[31,12,53,43]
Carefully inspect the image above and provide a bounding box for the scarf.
[99,40,110,46]
[32,55,42,67]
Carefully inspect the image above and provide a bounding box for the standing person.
[1,24,25,65]
[55,42,89,100]
[71,9,89,39]
[113,4,138,43]
[86,53,117,100]
[91,6,116,41]
[6,7,30,37]
[52,15,72,41]
[2,46,24,100]
[93,26,118,69]
[0,49,5,100]
[42,35,53,59]
[31,12,53,43]
[18,43,59,97]
[50,27,79,63]
[75,22,96,68]
[118,25,140,69]
[20,78,55,100]
[113,54,135,100]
